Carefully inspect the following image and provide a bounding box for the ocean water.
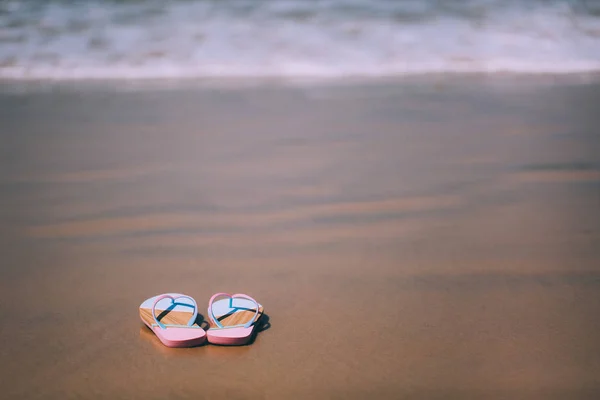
[1,0,599,80]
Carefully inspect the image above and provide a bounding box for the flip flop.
[139,293,206,348]
[206,293,264,345]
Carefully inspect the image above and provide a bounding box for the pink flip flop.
[206,293,264,345]
[139,293,206,348]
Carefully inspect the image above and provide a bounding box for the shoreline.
[2,70,600,92]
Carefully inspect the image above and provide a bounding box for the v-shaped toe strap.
[208,292,261,329]
[151,294,199,329]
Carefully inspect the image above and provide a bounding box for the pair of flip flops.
[139,292,264,347]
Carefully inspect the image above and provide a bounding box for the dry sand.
[1,77,599,399]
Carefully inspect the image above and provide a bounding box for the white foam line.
[0,0,599,80]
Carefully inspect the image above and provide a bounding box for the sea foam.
[1,0,599,80]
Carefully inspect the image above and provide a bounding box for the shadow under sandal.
[206,293,264,346]
[139,293,207,348]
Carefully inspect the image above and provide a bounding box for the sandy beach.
[1,76,599,399]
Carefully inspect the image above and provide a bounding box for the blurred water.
[1,0,600,79]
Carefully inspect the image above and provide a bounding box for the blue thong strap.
[151,294,198,330]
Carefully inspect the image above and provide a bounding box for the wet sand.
[1,77,599,399]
